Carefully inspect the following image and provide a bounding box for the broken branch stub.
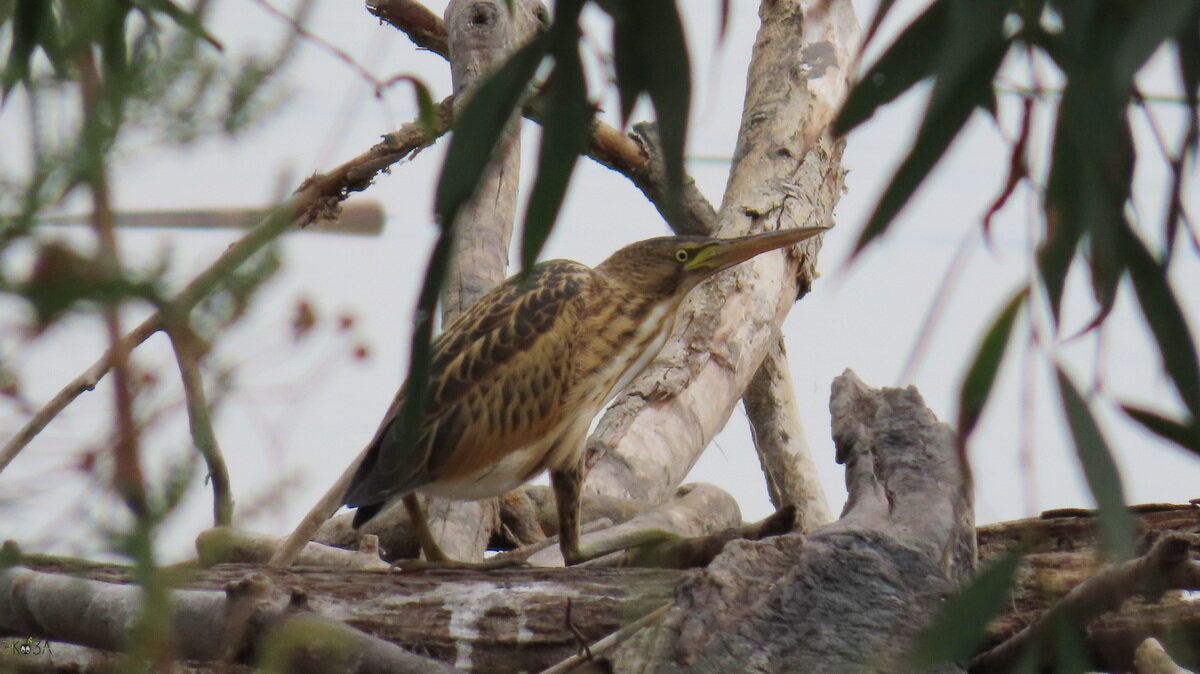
[604,370,974,673]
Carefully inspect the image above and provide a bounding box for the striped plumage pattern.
[342,227,827,557]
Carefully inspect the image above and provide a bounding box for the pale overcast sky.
[1,0,1197,562]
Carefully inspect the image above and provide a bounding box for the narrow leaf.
[612,10,646,125]
[834,0,949,136]
[385,75,439,135]
[958,286,1028,446]
[640,0,690,223]
[413,37,548,455]
[1113,0,1196,85]
[909,550,1024,668]
[521,48,593,272]
[1,0,52,95]
[132,0,223,50]
[1055,366,1136,559]
[1121,405,1200,455]
[1121,224,1200,418]
[434,35,547,228]
[855,40,1008,254]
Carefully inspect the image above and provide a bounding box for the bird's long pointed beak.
[695,226,828,273]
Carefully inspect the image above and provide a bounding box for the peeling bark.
[584,0,859,504]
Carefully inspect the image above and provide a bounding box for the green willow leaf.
[855,38,1009,254]
[909,549,1024,668]
[611,0,690,223]
[131,0,223,50]
[1055,366,1136,559]
[521,47,592,274]
[1114,0,1196,85]
[958,286,1028,447]
[407,36,548,452]
[834,0,948,136]
[434,35,547,229]
[1121,224,1200,419]
[1121,405,1200,456]
[1,0,54,95]
[388,75,439,136]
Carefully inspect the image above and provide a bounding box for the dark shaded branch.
[971,533,1200,673]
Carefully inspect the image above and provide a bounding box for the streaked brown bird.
[344,226,826,565]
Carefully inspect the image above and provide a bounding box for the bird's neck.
[572,285,685,404]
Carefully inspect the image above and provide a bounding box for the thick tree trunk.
[584,0,859,505]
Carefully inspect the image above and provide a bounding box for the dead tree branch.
[972,533,1200,673]
[603,370,973,673]
[0,567,456,672]
[742,336,833,531]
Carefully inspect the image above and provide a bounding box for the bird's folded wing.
[343,260,596,506]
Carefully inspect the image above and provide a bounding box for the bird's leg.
[550,464,584,565]
[391,493,530,572]
[402,493,450,563]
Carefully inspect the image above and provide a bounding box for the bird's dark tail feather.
[352,502,383,529]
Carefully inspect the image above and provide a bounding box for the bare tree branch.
[419,0,541,563]
[743,336,833,531]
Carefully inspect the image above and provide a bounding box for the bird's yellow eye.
[675,249,689,263]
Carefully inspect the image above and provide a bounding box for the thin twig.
[77,48,148,517]
[250,0,387,92]
[565,598,592,660]
[539,603,671,674]
[166,322,234,527]
[0,99,453,476]
[895,224,979,386]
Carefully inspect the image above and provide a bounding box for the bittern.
[344,226,826,565]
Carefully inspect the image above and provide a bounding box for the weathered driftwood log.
[212,483,744,570]
[600,370,974,673]
[0,567,458,673]
[311,484,650,560]
[0,563,675,672]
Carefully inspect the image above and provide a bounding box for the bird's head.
[597,226,828,298]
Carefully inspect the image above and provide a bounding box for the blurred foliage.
[838,0,1198,669]
[0,0,298,665]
